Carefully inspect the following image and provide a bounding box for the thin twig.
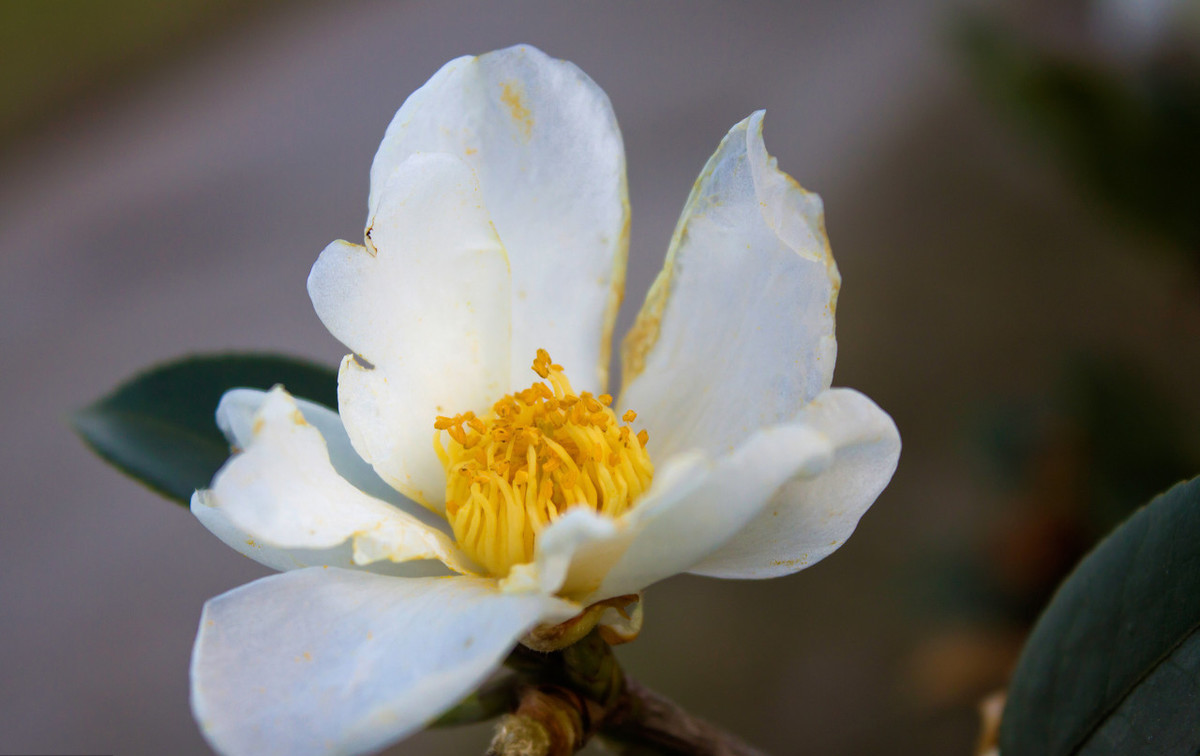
[600,677,770,756]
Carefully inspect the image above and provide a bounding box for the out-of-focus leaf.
[959,16,1200,256]
[1062,356,1200,532]
[73,353,337,505]
[999,476,1200,753]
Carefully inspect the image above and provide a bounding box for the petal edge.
[191,569,577,756]
[619,111,839,459]
[688,388,900,579]
[367,44,629,393]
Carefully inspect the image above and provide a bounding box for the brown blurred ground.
[3,2,1198,755]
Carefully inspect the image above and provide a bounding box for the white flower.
[189,44,900,756]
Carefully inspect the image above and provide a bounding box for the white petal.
[619,111,839,459]
[216,388,421,515]
[499,507,619,599]
[192,491,451,578]
[688,389,900,578]
[368,44,628,393]
[194,386,477,575]
[191,569,577,756]
[498,452,710,601]
[309,153,511,509]
[591,424,836,602]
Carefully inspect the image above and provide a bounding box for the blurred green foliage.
[910,19,1200,727]
[919,355,1200,630]
[980,355,1200,537]
[1061,355,1200,530]
[960,16,1200,258]
[0,0,271,150]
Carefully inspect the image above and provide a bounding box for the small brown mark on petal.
[363,225,379,256]
[500,80,533,140]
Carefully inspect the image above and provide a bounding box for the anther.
[434,349,654,578]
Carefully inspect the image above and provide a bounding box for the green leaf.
[999,476,1200,753]
[1080,631,1200,754]
[73,353,337,505]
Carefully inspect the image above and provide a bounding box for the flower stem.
[433,675,520,727]
[600,677,769,756]
[483,630,769,756]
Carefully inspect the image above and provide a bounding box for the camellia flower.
[189,44,900,756]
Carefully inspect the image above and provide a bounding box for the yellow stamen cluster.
[433,349,654,577]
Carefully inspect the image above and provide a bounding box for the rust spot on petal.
[621,254,672,387]
[500,80,533,140]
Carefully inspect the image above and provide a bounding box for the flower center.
[433,349,654,578]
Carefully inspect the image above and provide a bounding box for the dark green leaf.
[73,353,337,505]
[1079,629,1200,754]
[999,476,1200,753]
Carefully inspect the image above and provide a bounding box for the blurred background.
[3,1,1199,754]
